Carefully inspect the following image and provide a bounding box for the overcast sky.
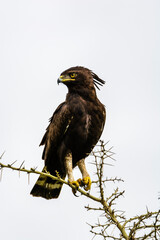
[0,0,160,239]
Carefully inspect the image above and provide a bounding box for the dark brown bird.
[30,66,106,199]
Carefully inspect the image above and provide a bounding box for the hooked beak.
[57,74,76,85]
[57,75,64,85]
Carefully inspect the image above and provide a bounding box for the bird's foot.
[68,180,79,188]
[77,176,91,191]
[68,180,80,196]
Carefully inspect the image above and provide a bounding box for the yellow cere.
[59,74,76,82]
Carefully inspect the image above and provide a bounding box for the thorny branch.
[86,141,160,239]
[0,141,160,239]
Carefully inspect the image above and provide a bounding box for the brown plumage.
[30,66,106,199]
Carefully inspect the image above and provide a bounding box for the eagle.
[30,66,106,199]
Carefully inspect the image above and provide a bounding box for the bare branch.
[0,161,101,203]
[0,141,159,240]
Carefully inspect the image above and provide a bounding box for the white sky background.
[0,0,160,239]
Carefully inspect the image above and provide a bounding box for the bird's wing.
[40,102,72,160]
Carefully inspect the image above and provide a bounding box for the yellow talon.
[77,177,92,191]
[83,176,92,191]
[68,180,79,188]
[70,177,91,191]
[69,180,80,196]
[77,178,82,185]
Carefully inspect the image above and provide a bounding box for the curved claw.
[68,180,80,196]
[69,180,79,188]
[77,177,92,191]
[83,176,92,191]
[77,178,82,185]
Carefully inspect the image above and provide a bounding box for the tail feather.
[30,168,65,199]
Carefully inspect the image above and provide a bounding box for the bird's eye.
[69,73,77,78]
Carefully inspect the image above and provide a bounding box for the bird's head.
[57,66,105,91]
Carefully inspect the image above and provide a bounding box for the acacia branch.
[0,141,160,240]
[0,161,101,203]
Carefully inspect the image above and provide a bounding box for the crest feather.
[91,72,105,90]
